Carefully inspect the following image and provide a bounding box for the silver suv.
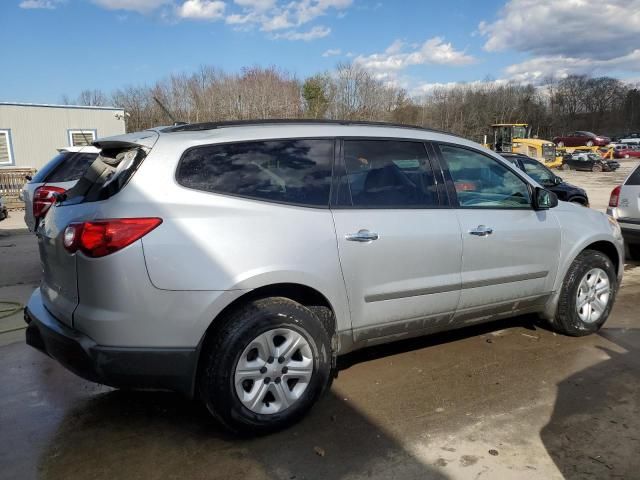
[25,121,624,433]
[607,162,640,260]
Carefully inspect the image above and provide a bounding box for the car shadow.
[539,327,640,479]
[37,388,450,480]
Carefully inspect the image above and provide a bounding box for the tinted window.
[46,152,99,182]
[520,158,556,186]
[341,140,437,208]
[177,139,334,207]
[31,152,69,183]
[626,165,640,186]
[440,145,531,208]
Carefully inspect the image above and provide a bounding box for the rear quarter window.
[625,164,640,186]
[176,139,334,207]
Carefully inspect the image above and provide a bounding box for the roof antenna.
[153,96,186,126]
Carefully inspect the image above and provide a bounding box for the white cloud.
[273,25,331,41]
[227,0,352,33]
[322,48,342,57]
[480,0,640,60]
[505,50,640,84]
[354,37,475,78]
[19,0,63,8]
[91,0,171,13]
[177,0,226,19]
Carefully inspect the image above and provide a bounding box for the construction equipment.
[485,124,558,166]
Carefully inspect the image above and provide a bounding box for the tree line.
[64,64,640,142]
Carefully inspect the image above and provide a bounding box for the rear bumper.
[25,288,198,396]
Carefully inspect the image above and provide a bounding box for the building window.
[68,129,97,147]
[0,129,14,165]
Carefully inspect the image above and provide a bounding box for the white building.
[0,102,126,170]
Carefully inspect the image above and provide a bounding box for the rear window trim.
[174,137,337,210]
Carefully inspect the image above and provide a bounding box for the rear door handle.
[469,225,493,237]
[345,229,379,242]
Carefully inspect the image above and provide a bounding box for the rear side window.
[177,139,334,207]
[340,140,438,208]
[626,165,640,186]
[46,152,99,182]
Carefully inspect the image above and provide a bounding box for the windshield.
[513,126,527,138]
[587,153,601,161]
[520,158,556,185]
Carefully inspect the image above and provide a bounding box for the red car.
[553,131,611,147]
[614,146,640,159]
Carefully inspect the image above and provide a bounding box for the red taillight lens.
[33,186,66,220]
[609,185,621,207]
[63,218,162,258]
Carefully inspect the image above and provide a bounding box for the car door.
[435,144,561,322]
[331,139,462,344]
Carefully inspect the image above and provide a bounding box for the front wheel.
[562,163,572,171]
[553,250,617,336]
[557,141,565,148]
[199,297,333,434]
[592,164,603,172]
[586,140,594,147]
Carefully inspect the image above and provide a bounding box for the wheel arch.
[192,282,340,397]
[542,238,622,322]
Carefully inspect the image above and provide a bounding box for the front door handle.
[345,229,379,242]
[469,225,493,237]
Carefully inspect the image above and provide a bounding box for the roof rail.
[161,118,461,137]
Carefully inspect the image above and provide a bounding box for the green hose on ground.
[0,301,24,334]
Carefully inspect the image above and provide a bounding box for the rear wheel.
[586,140,594,147]
[199,297,333,434]
[592,164,603,172]
[557,141,565,148]
[562,163,572,171]
[629,244,640,261]
[553,250,617,336]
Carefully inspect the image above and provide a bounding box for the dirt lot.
[1,162,639,480]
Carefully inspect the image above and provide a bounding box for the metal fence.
[0,168,35,209]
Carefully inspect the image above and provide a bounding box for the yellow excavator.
[485,124,562,168]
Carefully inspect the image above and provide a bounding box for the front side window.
[176,139,334,207]
[341,139,438,208]
[439,145,531,208]
[520,158,556,186]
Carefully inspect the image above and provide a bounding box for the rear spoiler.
[93,129,160,150]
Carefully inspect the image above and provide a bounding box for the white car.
[21,146,99,231]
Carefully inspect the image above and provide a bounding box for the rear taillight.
[609,185,621,207]
[63,218,162,258]
[33,186,66,220]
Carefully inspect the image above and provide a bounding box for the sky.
[1,0,639,104]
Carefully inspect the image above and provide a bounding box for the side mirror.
[25,175,32,181]
[534,187,558,210]
[555,176,563,183]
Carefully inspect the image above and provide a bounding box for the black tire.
[629,244,640,261]
[562,163,571,171]
[586,140,594,147]
[553,250,617,336]
[199,297,333,435]
[592,164,603,172]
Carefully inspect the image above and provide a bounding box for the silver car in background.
[21,146,99,231]
[608,162,640,260]
[24,121,624,434]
